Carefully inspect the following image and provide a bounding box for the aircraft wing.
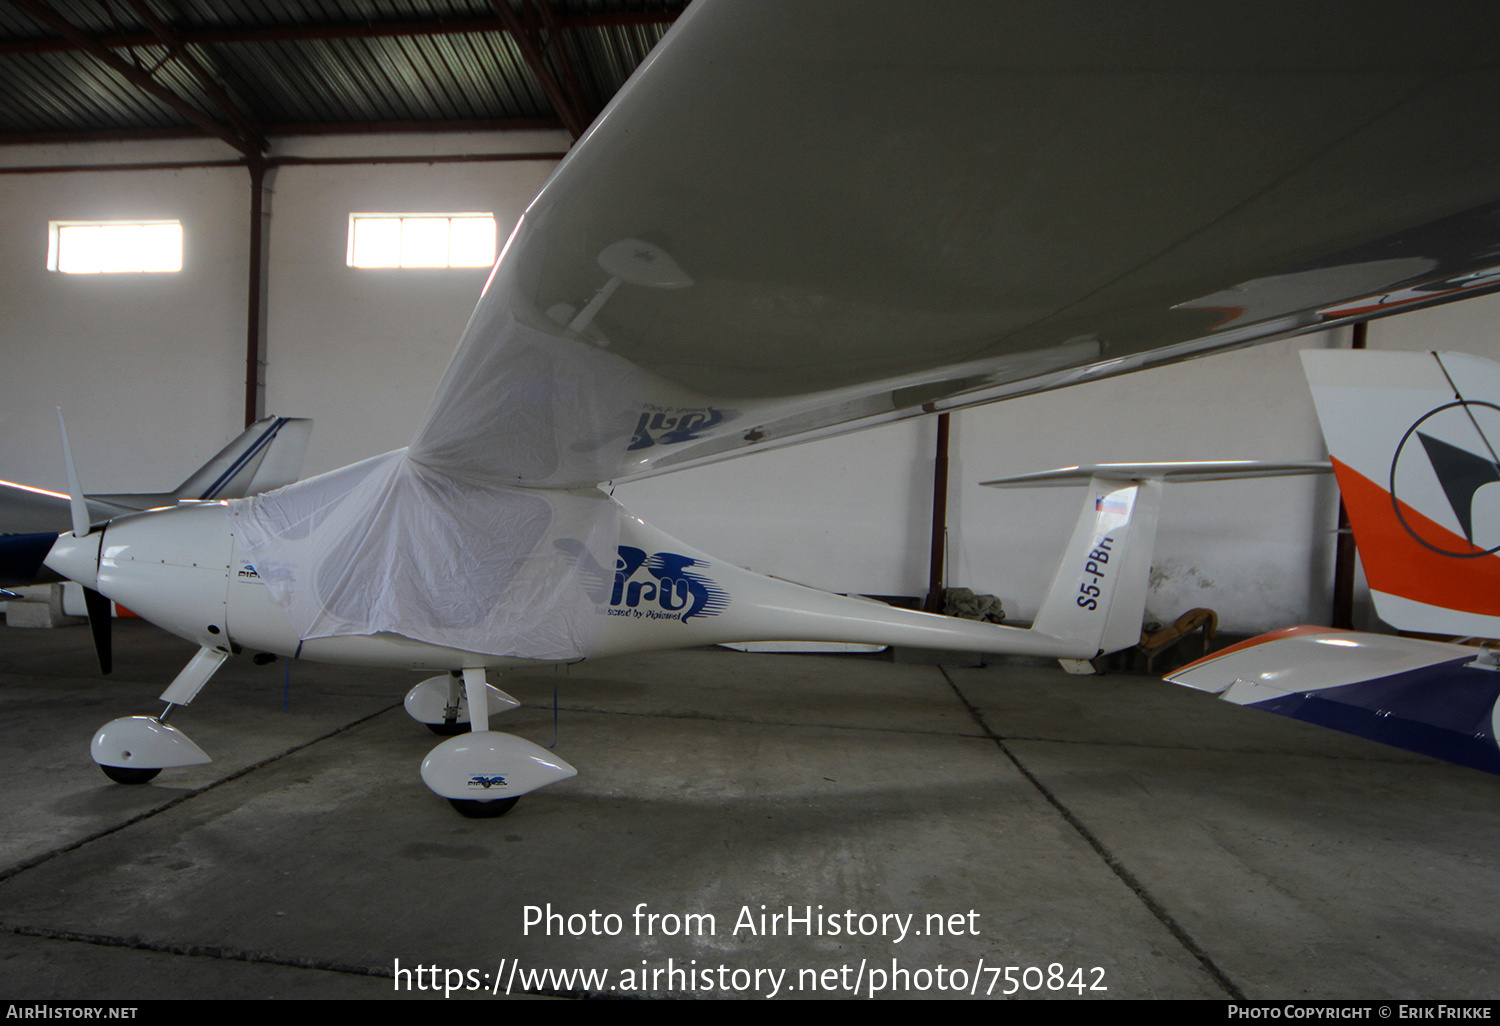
[236,0,1500,661]
[405,0,1500,488]
[0,481,135,538]
[981,462,1332,488]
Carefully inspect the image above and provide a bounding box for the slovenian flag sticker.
[1095,495,1130,516]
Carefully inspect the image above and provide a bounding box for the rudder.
[1028,475,1164,657]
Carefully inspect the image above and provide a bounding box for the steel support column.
[245,158,271,427]
[924,412,951,613]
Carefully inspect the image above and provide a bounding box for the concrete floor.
[2,620,1498,1001]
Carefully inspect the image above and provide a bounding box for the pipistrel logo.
[468,774,507,790]
[610,546,728,622]
[628,406,732,450]
[238,563,261,579]
[1391,400,1500,557]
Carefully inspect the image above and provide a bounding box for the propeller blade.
[82,586,112,675]
[56,408,91,539]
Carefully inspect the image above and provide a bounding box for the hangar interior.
[11,129,1500,635]
[3,0,1500,1003]
[3,0,1498,637]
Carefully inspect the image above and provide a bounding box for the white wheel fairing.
[403,675,520,725]
[420,732,577,800]
[90,716,211,770]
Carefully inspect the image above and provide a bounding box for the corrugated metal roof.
[0,0,686,143]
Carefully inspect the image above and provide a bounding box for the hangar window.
[346,213,497,269]
[48,220,183,274]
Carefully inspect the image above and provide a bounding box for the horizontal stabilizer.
[981,461,1329,488]
[1168,627,1500,776]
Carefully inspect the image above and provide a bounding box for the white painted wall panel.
[263,155,557,477]
[0,141,248,496]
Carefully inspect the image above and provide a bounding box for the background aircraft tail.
[1302,350,1500,636]
[1165,350,1500,778]
[87,416,313,511]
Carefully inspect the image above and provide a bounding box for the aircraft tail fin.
[1024,475,1164,657]
[982,460,1332,660]
[170,416,313,501]
[86,417,314,511]
[1301,350,1500,636]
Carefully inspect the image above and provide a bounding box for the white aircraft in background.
[0,415,311,671]
[0,416,310,591]
[0,416,311,539]
[1169,351,1500,777]
[29,1,1500,815]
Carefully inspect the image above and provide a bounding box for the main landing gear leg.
[419,666,577,818]
[403,671,520,733]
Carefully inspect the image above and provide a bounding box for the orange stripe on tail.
[1333,457,1500,616]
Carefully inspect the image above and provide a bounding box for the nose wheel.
[100,765,161,785]
[91,647,226,786]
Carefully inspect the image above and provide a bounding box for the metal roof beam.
[4,0,254,154]
[120,0,264,152]
[523,0,591,131]
[0,116,565,146]
[486,0,589,139]
[0,9,684,56]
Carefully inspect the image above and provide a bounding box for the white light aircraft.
[33,1,1500,815]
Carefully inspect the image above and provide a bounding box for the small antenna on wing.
[567,238,694,336]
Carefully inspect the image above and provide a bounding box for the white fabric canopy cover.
[232,451,620,661]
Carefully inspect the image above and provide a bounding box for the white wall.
[0,131,566,490]
[0,139,248,495]
[262,133,563,476]
[2,132,1497,635]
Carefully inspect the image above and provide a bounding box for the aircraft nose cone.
[44,531,100,590]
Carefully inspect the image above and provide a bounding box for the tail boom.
[592,474,1160,661]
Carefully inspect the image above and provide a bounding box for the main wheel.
[448,796,519,818]
[101,764,161,785]
[426,720,468,736]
